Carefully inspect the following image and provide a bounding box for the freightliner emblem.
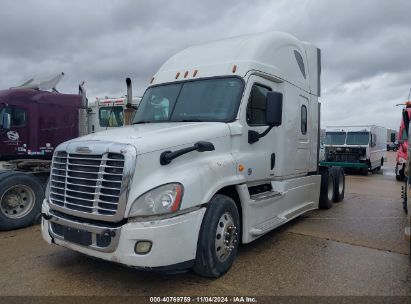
[76,146,92,153]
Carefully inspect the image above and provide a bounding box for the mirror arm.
[248,126,274,144]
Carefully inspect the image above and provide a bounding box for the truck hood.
[69,122,231,155]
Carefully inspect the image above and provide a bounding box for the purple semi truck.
[0,73,89,230]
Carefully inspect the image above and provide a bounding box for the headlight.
[128,183,183,217]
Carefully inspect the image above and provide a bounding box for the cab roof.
[152,31,320,96]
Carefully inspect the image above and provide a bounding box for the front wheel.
[193,194,240,278]
[396,163,405,181]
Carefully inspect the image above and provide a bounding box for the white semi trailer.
[41,32,345,277]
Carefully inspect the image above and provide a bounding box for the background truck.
[395,102,411,181]
[88,95,141,133]
[0,74,138,230]
[322,125,387,174]
[400,106,411,258]
[41,31,345,278]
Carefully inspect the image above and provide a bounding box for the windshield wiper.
[172,119,204,122]
[132,121,152,124]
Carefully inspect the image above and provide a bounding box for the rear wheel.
[331,167,345,202]
[0,173,44,231]
[193,194,240,278]
[319,169,335,209]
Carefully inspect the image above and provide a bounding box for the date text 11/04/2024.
[149,297,257,303]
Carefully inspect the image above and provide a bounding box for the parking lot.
[0,152,410,296]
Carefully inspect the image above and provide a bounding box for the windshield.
[99,106,124,127]
[346,132,369,145]
[133,77,243,123]
[325,132,346,145]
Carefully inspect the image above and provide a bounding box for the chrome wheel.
[0,185,36,219]
[215,212,237,262]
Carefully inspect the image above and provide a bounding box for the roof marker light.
[193,70,198,77]
[175,72,180,79]
[232,65,237,73]
[184,71,189,78]
[150,77,155,84]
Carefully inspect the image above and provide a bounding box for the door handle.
[271,153,275,170]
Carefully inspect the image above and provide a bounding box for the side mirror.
[248,92,283,144]
[1,112,11,130]
[266,92,283,126]
[403,110,410,138]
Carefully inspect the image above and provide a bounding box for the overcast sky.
[1,0,410,130]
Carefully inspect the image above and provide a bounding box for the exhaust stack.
[126,78,133,107]
[78,81,89,136]
[78,81,87,109]
[124,77,136,125]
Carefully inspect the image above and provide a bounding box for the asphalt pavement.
[0,152,410,296]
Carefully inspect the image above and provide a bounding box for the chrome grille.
[50,151,126,217]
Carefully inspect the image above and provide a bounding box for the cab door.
[0,105,30,159]
[231,74,283,183]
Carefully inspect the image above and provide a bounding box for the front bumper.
[41,200,206,268]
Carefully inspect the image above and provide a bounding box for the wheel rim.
[338,173,344,194]
[327,177,334,201]
[215,212,238,262]
[0,185,36,219]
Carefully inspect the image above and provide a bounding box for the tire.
[360,167,368,176]
[193,194,240,278]
[396,163,405,181]
[0,172,44,231]
[331,167,345,202]
[319,169,335,209]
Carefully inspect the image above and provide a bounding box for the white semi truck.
[322,125,387,174]
[88,95,141,133]
[41,32,345,277]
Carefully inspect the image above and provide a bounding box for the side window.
[294,50,306,79]
[301,105,307,134]
[246,84,271,126]
[402,128,408,140]
[5,106,26,127]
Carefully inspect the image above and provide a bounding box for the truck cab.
[0,88,82,160]
[395,103,411,181]
[0,75,89,231]
[88,96,141,133]
[41,32,344,277]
